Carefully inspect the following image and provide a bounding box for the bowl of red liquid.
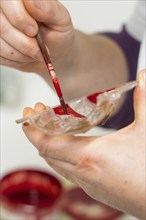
[63,187,123,220]
[0,169,64,220]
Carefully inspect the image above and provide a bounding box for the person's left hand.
[22,70,145,219]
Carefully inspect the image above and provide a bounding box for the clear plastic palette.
[16,81,137,135]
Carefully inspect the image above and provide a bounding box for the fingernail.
[34,0,41,9]
[35,50,44,62]
[23,121,30,127]
[34,102,47,112]
[138,69,146,87]
[24,25,37,37]
[23,107,35,118]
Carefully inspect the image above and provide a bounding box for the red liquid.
[87,88,114,104]
[0,169,63,218]
[36,30,67,113]
[53,88,114,117]
[47,63,63,99]
[47,62,67,113]
[6,185,57,207]
[53,104,84,118]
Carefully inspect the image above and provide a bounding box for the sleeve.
[101,0,145,130]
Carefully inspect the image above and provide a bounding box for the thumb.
[133,69,146,124]
[24,0,71,27]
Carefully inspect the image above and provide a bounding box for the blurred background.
[1,1,138,219]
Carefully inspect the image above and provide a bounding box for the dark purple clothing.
[101,26,141,130]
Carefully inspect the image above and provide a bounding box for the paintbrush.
[36,25,67,114]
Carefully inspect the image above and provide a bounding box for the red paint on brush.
[47,63,63,99]
[46,62,67,114]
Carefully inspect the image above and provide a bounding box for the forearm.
[42,30,129,102]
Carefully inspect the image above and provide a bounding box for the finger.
[134,69,146,125]
[22,107,35,126]
[0,57,33,69]
[23,107,35,117]
[23,119,95,165]
[22,104,96,165]
[24,0,71,26]
[0,38,34,63]
[34,102,47,113]
[1,0,38,37]
[0,11,42,61]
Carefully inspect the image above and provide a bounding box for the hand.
[0,0,74,76]
[22,69,145,219]
[0,0,129,101]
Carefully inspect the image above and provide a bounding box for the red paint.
[0,169,63,218]
[36,30,67,113]
[5,185,56,207]
[46,63,63,99]
[52,78,63,99]
[53,88,114,118]
[53,104,84,118]
[46,63,67,113]
[87,88,114,104]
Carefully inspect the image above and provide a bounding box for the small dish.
[16,81,137,135]
[63,187,123,220]
[0,169,64,219]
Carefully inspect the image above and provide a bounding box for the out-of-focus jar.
[63,187,123,220]
[0,169,64,220]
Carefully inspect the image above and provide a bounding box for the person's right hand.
[0,0,74,76]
